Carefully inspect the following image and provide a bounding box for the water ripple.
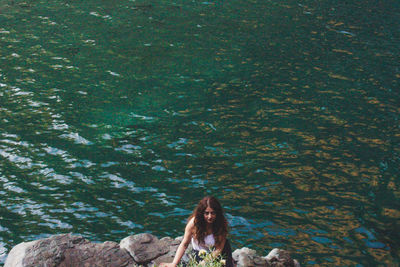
[0,0,398,265]
[0,242,6,264]
[59,132,93,145]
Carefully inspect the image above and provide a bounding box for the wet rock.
[120,233,169,264]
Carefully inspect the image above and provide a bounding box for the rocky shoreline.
[4,233,300,267]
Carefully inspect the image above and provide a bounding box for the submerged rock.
[4,233,300,267]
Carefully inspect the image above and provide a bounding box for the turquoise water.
[0,0,399,265]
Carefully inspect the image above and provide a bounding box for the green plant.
[179,249,226,267]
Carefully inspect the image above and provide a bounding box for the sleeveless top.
[191,234,215,251]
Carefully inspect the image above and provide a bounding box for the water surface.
[0,0,399,265]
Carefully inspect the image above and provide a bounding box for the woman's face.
[204,206,217,224]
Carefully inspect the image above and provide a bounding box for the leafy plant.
[180,249,226,267]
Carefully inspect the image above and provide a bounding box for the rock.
[233,247,301,267]
[265,248,300,267]
[253,256,269,266]
[5,234,136,267]
[59,240,137,267]
[151,237,179,265]
[4,233,300,267]
[120,233,169,264]
[233,247,259,267]
[4,240,38,267]
[22,234,88,267]
[233,247,257,261]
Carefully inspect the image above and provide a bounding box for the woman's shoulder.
[186,217,194,227]
[185,217,195,230]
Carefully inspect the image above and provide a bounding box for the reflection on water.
[0,0,399,265]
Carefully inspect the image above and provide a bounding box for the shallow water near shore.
[0,0,399,265]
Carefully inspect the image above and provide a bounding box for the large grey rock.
[120,233,169,264]
[253,256,269,267]
[5,234,136,267]
[151,237,180,265]
[4,233,300,267]
[58,240,137,267]
[151,236,193,266]
[265,248,300,267]
[4,240,38,267]
[233,247,301,267]
[233,247,259,267]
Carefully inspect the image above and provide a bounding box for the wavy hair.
[189,196,228,247]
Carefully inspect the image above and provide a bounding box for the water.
[0,0,399,265]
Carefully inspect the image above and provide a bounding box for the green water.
[0,0,399,265]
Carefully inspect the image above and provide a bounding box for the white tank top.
[191,234,215,251]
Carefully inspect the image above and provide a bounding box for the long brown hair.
[189,196,228,247]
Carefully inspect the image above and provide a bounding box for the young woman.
[160,196,233,267]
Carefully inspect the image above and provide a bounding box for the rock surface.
[266,248,301,267]
[4,233,300,267]
[120,233,169,264]
[7,234,136,267]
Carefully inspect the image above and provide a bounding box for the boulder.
[233,247,301,267]
[151,236,194,266]
[151,236,180,265]
[3,240,37,267]
[4,233,300,267]
[4,234,136,267]
[265,248,300,267]
[253,256,269,267]
[120,233,169,264]
[233,247,268,267]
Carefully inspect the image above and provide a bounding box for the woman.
[160,196,233,267]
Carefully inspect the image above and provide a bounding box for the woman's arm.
[160,218,194,267]
[211,237,226,258]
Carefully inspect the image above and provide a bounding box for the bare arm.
[160,218,194,267]
[211,237,226,258]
